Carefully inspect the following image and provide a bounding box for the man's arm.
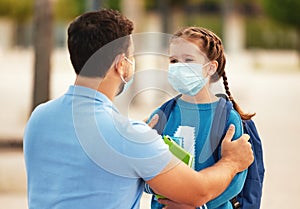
[146,125,253,207]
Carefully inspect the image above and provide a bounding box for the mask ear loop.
[124,56,134,65]
[120,74,127,84]
[202,61,210,68]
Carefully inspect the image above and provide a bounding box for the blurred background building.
[0,0,299,208]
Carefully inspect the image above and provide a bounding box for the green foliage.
[262,0,300,28]
[0,0,34,22]
[245,17,298,50]
[185,13,298,50]
[186,14,223,39]
[54,0,85,21]
[54,0,121,21]
[106,0,121,11]
[145,0,186,10]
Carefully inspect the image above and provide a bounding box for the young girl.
[147,27,255,209]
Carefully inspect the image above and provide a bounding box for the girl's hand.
[144,114,159,128]
[158,199,196,209]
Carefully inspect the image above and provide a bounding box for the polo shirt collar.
[66,85,114,107]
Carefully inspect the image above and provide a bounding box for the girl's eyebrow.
[169,54,195,58]
[183,54,195,58]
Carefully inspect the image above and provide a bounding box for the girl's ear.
[207,60,218,76]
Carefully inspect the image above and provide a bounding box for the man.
[24,9,253,209]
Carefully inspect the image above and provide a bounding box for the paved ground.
[0,49,299,209]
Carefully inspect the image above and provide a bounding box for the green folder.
[163,135,194,167]
[155,135,194,199]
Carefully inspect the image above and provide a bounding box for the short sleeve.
[75,108,173,180]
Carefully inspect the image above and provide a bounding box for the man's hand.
[221,124,254,173]
[144,114,159,128]
[158,199,196,209]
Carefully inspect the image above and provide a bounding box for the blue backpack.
[153,95,265,209]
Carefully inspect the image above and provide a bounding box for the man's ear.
[113,53,126,76]
[207,60,218,76]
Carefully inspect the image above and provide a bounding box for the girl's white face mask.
[168,62,209,96]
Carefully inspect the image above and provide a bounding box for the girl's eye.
[170,59,178,63]
[185,58,194,62]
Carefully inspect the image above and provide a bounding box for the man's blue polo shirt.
[24,85,172,209]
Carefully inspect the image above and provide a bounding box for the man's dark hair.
[67,9,134,77]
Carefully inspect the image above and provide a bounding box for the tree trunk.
[222,0,245,54]
[158,0,171,34]
[297,27,300,68]
[32,0,53,111]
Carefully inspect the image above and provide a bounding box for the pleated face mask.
[168,62,209,96]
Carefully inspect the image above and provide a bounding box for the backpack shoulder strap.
[237,119,265,208]
[242,119,265,185]
[210,97,233,162]
[153,94,182,135]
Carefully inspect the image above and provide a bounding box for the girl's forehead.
[169,38,207,58]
